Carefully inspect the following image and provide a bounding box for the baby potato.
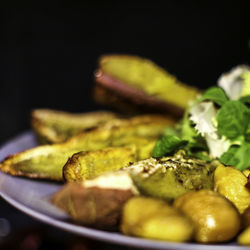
[214,164,250,213]
[174,190,241,243]
[120,196,193,242]
[135,215,193,242]
[238,226,250,246]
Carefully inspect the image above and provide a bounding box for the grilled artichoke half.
[125,150,216,201]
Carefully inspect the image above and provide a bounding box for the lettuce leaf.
[220,142,250,171]
[217,101,250,139]
[152,135,187,158]
[199,87,228,106]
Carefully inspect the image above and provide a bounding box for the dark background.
[1,1,250,143]
[0,1,249,249]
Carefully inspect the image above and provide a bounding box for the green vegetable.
[220,142,250,171]
[239,95,250,106]
[181,111,198,143]
[152,135,187,158]
[128,150,215,201]
[199,87,228,106]
[153,117,208,159]
[162,125,181,137]
[153,65,250,171]
[217,101,250,139]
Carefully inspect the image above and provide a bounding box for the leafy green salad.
[153,65,250,171]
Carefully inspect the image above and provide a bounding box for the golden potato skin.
[214,164,250,213]
[120,196,193,242]
[238,226,250,246]
[174,190,241,243]
[137,216,193,242]
[63,146,136,183]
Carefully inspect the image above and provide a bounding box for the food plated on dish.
[0,55,250,247]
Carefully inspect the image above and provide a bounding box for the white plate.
[0,131,248,250]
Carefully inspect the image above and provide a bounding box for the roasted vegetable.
[0,114,174,181]
[94,54,200,117]
[125,150,215,201]
[214,164,250,213]
[52,171,138,229]
[120,196,193,242]
[238,226,250,246]
[174,190,241,243]
[31,109,118,144]
[63,146,137,183]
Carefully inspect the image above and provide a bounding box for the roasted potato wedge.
[214,164,250,213]
[63,146,137,183]
[125,150,215,201]
[0,114,174,181]
[94,54,201,117]
[174,190,241,243]
[120,196,194,242]
[63,136,160,183]
[52,171,138,229]
[31,109,118,144]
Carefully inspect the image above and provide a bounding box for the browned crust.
[0,149,63,182]
[62,153,81,183]
[94,70,184,117]
[0,165,63,182]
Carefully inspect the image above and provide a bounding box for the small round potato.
[174,190,241,243]
[136,215,193,242]
[120,196,193,242]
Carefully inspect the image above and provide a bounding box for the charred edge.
[0,169,63,182]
